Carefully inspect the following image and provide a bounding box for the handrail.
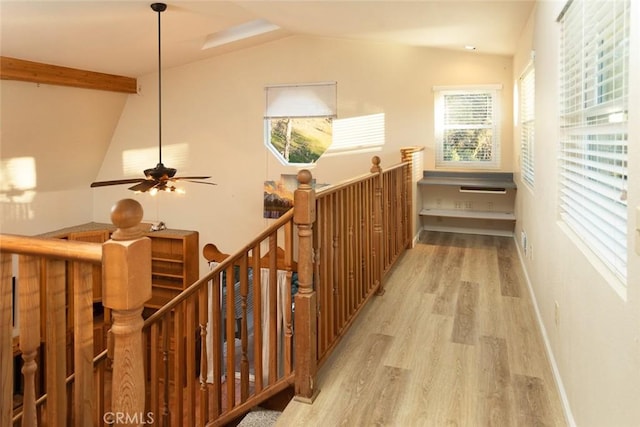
[0,234,102,262]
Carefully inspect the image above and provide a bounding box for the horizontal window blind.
[520,64,535,187]
[324,113,385,156]
[558,0,629,282]
[434,86,501,168]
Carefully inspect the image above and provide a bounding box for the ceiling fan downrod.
[151,3,167,165]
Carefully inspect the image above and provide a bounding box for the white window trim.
[433,84,502,169]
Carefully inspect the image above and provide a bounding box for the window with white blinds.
[558,0,629,283]
[519,63,535,187]
[434,85,501,168]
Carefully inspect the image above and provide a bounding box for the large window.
[434,85,501,168]
[264,82,336,165]
[558,0,629,283]
[519,63,535,187]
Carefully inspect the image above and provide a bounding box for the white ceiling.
[0,1,535,78]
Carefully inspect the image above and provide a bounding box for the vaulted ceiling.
[1,1,534,78]
[0,0,535,196]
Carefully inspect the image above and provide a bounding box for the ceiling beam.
[0,56,137,94]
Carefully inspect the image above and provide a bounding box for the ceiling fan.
[90,2,215,194]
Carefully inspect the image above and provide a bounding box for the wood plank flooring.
[277,231,567,426]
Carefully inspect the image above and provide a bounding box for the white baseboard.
[513,237,576,427]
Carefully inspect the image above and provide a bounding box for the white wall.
[513,2,640,426]
[0,80,127,235]
[91,35,514,276]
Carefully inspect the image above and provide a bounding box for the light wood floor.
[276,231,567,427]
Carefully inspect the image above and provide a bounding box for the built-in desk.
[418,171,516,236]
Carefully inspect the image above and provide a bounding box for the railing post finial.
[371,155,382,173]
[110,198,145,240]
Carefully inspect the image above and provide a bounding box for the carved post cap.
[297,169,313,187]
[371,155,381,173]
[110,198,144,240]
[294,169,316,225]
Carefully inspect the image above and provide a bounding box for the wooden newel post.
[371,156,385,295]
[293,170,319,403]
[102,199,152,425]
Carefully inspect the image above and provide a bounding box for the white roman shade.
[264,82,337,119]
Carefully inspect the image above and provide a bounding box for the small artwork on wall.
[263,174,328,218]
[263,174,296,219]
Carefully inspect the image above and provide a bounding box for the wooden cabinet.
[418,171,517,236]
[146,229,199,309]
[40,222,199,310]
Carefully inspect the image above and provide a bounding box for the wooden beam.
[0,56,137,94]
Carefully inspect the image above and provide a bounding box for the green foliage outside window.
[443,129,493,162]
[269,117,333,164]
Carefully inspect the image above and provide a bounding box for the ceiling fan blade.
[171,176,212,181]
[128,180,158,192]
[90,178,146,188]
[180,180,217,186]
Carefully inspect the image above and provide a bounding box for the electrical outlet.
[487,201,494,211]
[521,231,527,255]
[436,198,442,209]
[464,201,473,210]
[454,201,462,210]
[554,301,560,327]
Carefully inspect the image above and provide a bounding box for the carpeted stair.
[237,408,282,426]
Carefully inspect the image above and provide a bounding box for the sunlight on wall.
[324,113,386,157]
[0,157,37,221]
[122,143,189,176]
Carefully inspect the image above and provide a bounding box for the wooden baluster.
[239,255,249,401]
[0,253,13,427]
[173,305,184,423]
[283,221,294,376]
[198,285,209,426]
[224,263,235,408]
[293,169,318,402]
[45,259,67,426]
[149,323,160,422]
[268,235,277,385]
[73,261,95,425]
[161,316,170,425]
[211,272,222,417]
[18,255,40,427]
[186,296,196,426]
[251,244,263,394]
[371,156,385,295]
[102,199,151,426]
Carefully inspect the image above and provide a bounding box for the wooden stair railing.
[0,198,150,426]
[293,153,419,403]
[0,148,422,426]
[141,209,297,426]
